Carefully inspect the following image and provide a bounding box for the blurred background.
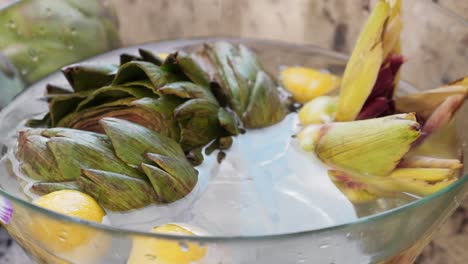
[0,0,466,263]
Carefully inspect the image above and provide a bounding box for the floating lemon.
[281,67,340,103]
[128,223,207,264]
[31,190,105,253]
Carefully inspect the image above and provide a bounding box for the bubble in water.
[179,241,189,252]
[319,244,329,249]
[345,232,351,238]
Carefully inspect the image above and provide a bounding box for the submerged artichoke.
[18,118,197,211]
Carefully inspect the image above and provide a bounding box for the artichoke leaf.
[46,136,144,180]
[141,163,193,203]
[49,91,91,126]
[100,118,185,167]
[158,82,218,103]
[138,48,164,66]
[175,52,211,87]
[112,61,182,88]
[75,85,156,112]
[16,133,64,181]
[79,168,157,211]
[174,99,223,150]
[31,181,81,195]
[62,64,118,92]
[242,71,289,128]
[146,153,198,192]
[217,108,240,136]
[205,42,251,115]
[58,97,181,137]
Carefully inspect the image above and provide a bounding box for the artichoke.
[297,0,467,203]
[298,114,460,203]
[0,0,120,84]
[17,41,290,210]
[18,118,197,211]
[193,42,290,128]
[36,43,289,154]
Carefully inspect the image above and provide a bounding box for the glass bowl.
[0,0,467,263]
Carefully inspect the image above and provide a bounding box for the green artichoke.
[0,0,120,84]
[18,118,197,211]
[194,42,290,128]
[39,43,288,153]
[17,41,291,211]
